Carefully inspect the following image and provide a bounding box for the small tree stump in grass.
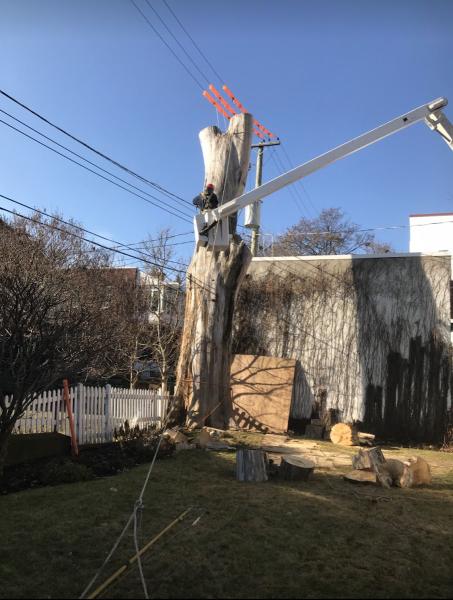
[280,455,315,481]
[236,448,268,482]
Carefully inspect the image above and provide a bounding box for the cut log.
[163,429,189,444]
[406,456,432,486]
[355,448,410,488]
[343,470,377,485]
[363,447,392,488]
[352,448,373,470]
[194,429,212,448]
[236,448,268,482]
[174,113,253,429]
[357,432,376,446]
[330,423,359,446]
[280,455,315,481]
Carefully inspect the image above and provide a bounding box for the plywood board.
[230,354,297,433]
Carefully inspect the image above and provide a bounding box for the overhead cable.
[0,118,193,223]
[0,88,191,206]
[0,108,193,216]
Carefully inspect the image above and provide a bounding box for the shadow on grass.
[2,449,453,599]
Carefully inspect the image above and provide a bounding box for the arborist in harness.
[193,183,219,212]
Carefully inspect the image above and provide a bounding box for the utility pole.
[245,140,280,256]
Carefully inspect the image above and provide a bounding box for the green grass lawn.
[2,435,453,599]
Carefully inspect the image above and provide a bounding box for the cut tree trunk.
[330,423,359,446]
[175,113,253,429]
[236,448,268,482]
[280,455,315,481]
[364,447,392,488]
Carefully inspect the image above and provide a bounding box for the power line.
[129,0,205,90]
[0,88,191,206]
[0,196,214,293]
[0,107,194,216]
[0,117,193,223]
[269,149,312,218]
[161,0,225,85]
[280,143,319,216]
[271,217,453,239]
[0,192,193,265]
[144,0,210,86]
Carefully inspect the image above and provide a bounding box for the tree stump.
[352,448,372,470]
[406,456,432,486]
[280,455,315,481]
[236,448,268,482]
[174,113,253,429]
[330,423,359,446]
[363,447,391,488]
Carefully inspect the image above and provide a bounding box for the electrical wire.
[0,193,190,260]
[161,0,225,86]
[270,217,453,239]
[143,0,210,86]
[0,88,190,206]
[280,142,319,216]
[129,0,204,90]
[0,107,193,215]
[0,201,215,294]
[0,118,193,223]
[269,150,305,216]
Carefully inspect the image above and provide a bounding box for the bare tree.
[0,214,132,473]
[141,229,185,395]
[273,208,393,256]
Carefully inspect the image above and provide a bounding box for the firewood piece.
[330,423,359,446]
[194,429,212,448]
[236,449,268,482]
[280,455,315,481]
[343,470,377,485]
[164,429,189,444]
[406,456,432,486]
[352,449,372,470]
[363,447,392,488]
[358,432,375,441]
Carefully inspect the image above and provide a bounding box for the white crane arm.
[195,97,453,249]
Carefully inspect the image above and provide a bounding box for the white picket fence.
[10,384,169,445]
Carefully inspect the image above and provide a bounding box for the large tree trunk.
[175,113,253,428]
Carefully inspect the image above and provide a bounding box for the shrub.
[39,459,94,485]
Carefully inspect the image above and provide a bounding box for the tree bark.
[236,448,268,482]
[175,113,253,429]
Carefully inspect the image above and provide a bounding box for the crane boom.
[195,97,453,249]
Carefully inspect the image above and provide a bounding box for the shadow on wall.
[233,255,452,444]
[352,255,451,444]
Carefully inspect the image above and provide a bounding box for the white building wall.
[409,213,453,253]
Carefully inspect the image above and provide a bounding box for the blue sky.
[0,0,452,265]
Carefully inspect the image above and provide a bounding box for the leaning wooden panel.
[230,354,297,433]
